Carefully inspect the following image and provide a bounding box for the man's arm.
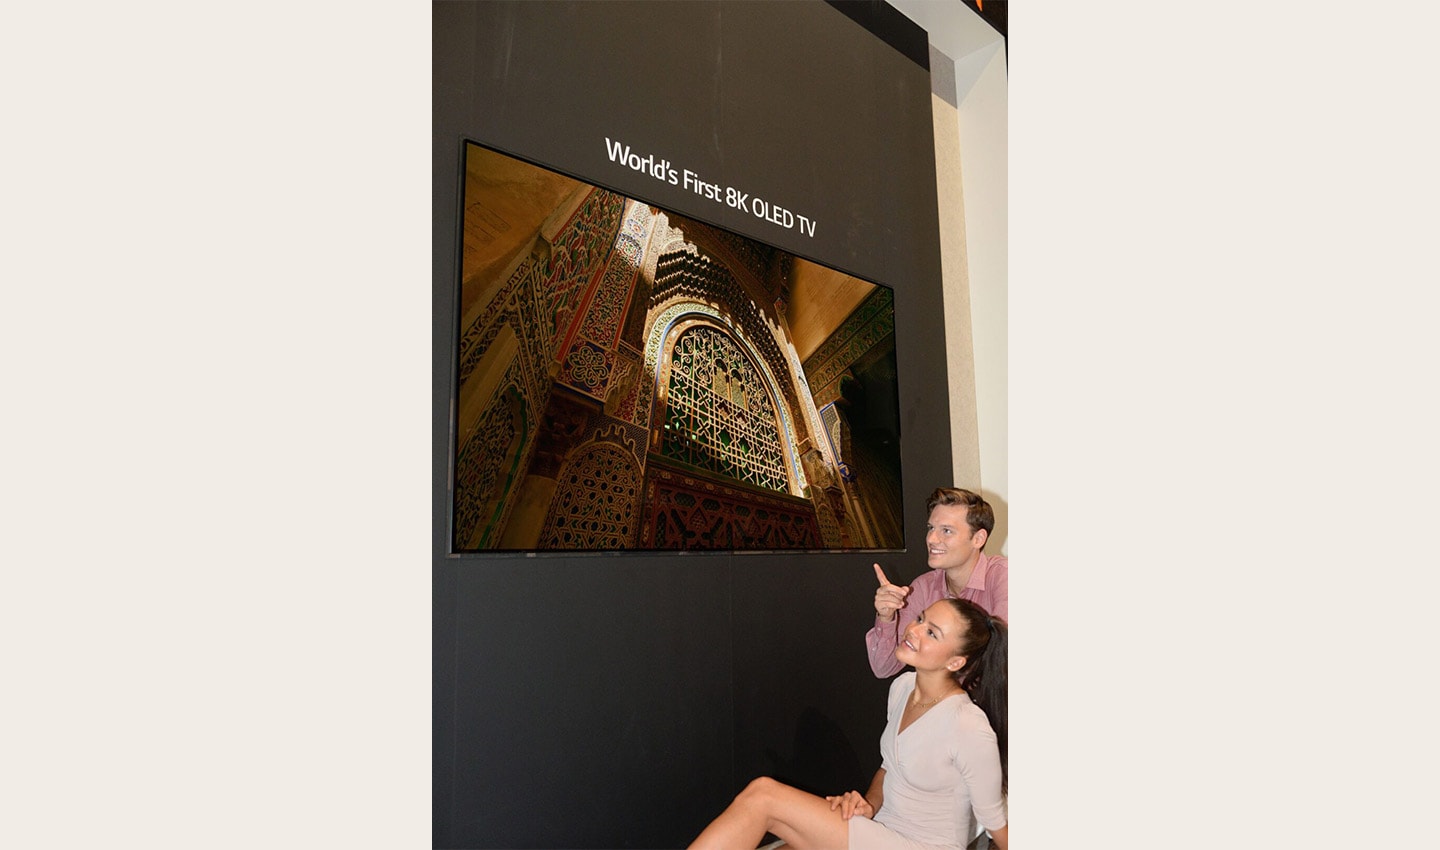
[865,618,906,678]
[986,555,1008,622]
[866,564,912,678]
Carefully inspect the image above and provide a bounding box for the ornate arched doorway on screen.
[450,141,904,553]
[640,310,822,550]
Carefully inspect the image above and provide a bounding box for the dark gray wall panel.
[434,3,949,846]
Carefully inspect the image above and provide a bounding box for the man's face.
[925,503,986,572]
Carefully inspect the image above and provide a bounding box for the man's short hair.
[926,487,994,539]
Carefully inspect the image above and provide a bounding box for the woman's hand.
[825,790,875,820]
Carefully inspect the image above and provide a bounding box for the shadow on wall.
[981,489,1008,557]
[763,707,865,796]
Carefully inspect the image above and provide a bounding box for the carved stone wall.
[454,167,900,550]
[639,463,822,550]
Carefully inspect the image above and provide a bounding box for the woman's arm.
[824,767,886,821]
[863,767,885,815]
[955,713,1006,849]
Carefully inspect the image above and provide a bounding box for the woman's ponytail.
[944,600,1008,791]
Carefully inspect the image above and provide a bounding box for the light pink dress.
[848,673,1007,850]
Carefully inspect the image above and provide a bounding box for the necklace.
[912,690,950,709]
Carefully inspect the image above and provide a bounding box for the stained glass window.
[661,325,788,492]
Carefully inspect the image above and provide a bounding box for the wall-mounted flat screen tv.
[452,142,904,553]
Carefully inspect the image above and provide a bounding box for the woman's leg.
[688,776,852,850]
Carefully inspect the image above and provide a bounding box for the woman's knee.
[738,775,784,804]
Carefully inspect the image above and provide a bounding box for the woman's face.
[895,601,967,673]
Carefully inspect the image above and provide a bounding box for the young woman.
[688,598,1008,850]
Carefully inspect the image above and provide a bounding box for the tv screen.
[452,141,904,553]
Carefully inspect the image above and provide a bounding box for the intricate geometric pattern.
[454,179,890,553]
[544,187,625,348]
[819,403,854,482]
[643,303,808,492]
[538,439,642,550]
[802,286,896,408]
[651,213,774,298]
[661,326,788,492]
[559,340,612,395]
[590,412,648,466]
[555,199,653,402]
[640,464,822,550]
[515,261,557,405]
[585,206,648,347]
[457,259,525,388]
[622,202,652,241]
[584,252,636,345]
[648,242,801,428]
[699,222,774,283]
[651,215,694,259]
[815,496,843,548]
[453,188,622,550]
[607,343,649,427]
[453,382,524,549]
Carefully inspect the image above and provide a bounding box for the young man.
[865,487,1009,678]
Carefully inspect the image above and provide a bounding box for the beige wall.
[953,40,1008,555]
[892,1,1009,553]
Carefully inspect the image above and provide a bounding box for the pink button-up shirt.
[865,552,1008,678]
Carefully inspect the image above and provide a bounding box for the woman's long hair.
[943,598,1007,790]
